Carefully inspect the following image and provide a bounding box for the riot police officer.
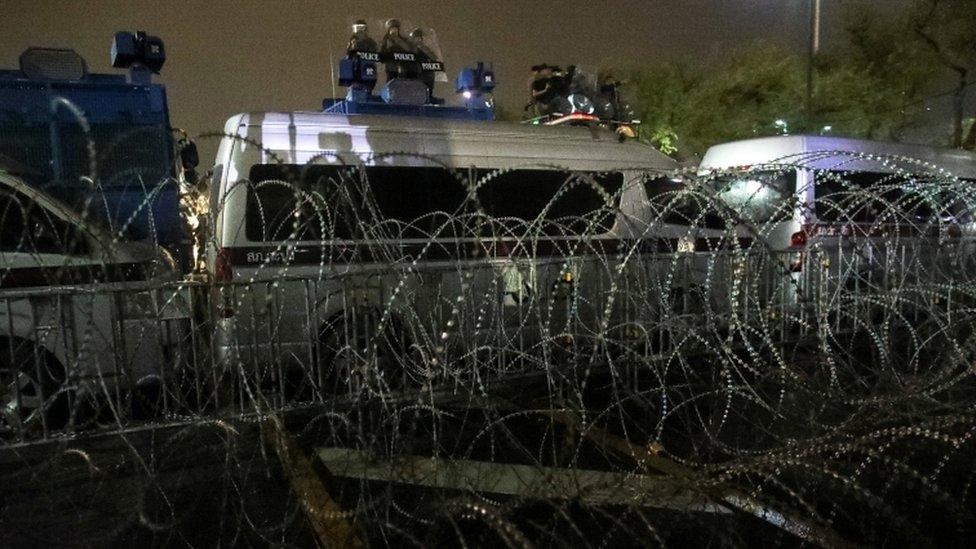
[527,64,569,116]
[410,28,437,100]
[380,19,415,80]
[346,19,378,56]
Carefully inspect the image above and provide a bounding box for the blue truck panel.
[0,69,188,265]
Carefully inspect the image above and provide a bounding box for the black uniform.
[411,31,438,99]
[347,33,377,56]
[381,21,415,80]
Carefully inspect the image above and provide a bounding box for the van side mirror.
[178,139,200,186]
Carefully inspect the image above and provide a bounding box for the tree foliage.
[623,0,976,159]
[814,1,937,142]
[626,46,807,161]
[908,0,976,147]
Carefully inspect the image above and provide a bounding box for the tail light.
[214,248,236,318]
[789,230,807,273]
[789,230,808,249]
[214,248,233,282]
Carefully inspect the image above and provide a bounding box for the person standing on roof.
[346,19,379,95]
[380,19,416,81]
[346,19,378,56]
[409,28,438,101]
[527,64,567,116]
[409,27,437,61]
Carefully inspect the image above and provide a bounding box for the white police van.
[699,135,976,313]
[0,169,190,435]
[206,112,706,396]
[700,136,976,249]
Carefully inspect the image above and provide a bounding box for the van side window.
[814,171,963,224]
[362,166,469,239]
[245,164,469,241]
[475,169,623,236]
[28,202,90,255]
[246,164,355,242]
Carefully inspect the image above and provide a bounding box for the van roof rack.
[322,97,493,121]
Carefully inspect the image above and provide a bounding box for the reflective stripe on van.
[0,262,152,289]
[801,222,964,239]
[220,236,754,269]
[221,238,636,267]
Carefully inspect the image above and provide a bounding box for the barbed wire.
[1,125,976,547]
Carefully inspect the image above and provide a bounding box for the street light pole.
[806,0,822,127]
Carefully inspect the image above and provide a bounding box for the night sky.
[3,0,899,156]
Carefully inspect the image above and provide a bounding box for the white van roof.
[224,111,676,172]
[699,135,976,178]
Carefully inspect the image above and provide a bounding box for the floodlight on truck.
[111,31,166,85]
[19,48,88,81]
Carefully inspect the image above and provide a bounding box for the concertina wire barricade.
[1,131,976,547]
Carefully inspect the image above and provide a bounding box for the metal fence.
[4,235,973,440]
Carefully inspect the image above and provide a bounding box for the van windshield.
[711,170,795,223]
[643,177,726,229]
[244,164,623,241]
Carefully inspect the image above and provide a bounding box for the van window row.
[701,169,973,224]
[813,172,974,224]
[244,165,624,241]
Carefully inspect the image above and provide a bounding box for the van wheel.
[0,340,68,436]
[316,311,414,396]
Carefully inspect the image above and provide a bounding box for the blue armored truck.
[0,31,195,271]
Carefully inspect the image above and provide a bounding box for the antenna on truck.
[328,42,338,107]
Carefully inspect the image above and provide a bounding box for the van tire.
[0,339,68,436]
